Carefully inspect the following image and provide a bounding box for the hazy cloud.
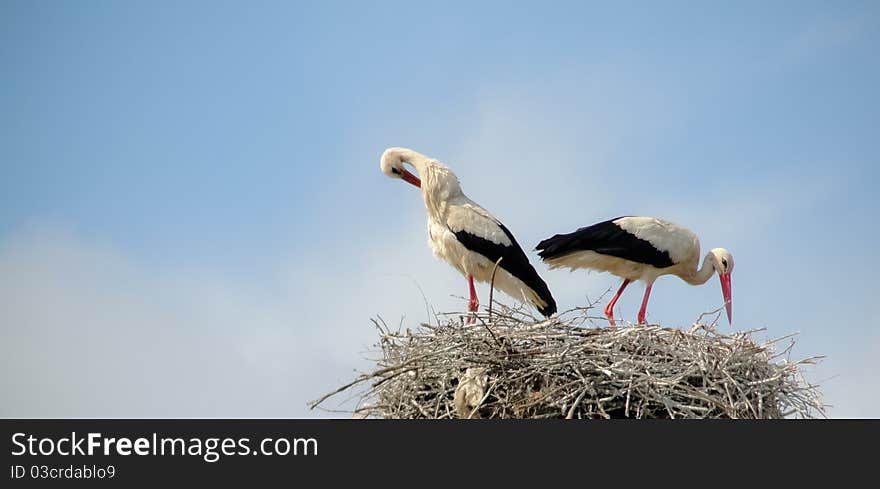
[783,14,867,63]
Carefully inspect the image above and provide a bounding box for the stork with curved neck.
[683,251,729,286]
[380,147,557,319]
[536,216,733,326]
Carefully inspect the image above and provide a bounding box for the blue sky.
[2,1,878,417]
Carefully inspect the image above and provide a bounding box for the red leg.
[467,274,479,313]
[637,283,653,325]
[604,279,631,326]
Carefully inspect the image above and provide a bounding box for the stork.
[536,216,733,326]
[380,147,557,318]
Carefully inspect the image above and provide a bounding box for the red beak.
[719,272,732,324]
[400,169,421,188]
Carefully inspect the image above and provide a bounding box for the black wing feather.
[453,222,557,317]
[535,216,675,269]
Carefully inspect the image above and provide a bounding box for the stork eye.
[721,258,728,269]
[391,167,401,175]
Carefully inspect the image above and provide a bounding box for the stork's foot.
[637,285,652,326]
[604,306,616,327]
[464,298,479,324]
[466,274,479,323]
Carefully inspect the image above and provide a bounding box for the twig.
[566,387,590,419]
[487,256,504,319]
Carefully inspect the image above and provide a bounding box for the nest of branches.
[311,302,825,419]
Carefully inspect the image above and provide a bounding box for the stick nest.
[311,303,825,419]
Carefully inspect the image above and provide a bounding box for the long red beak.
[401,169,421,188]
[719,272,732,324]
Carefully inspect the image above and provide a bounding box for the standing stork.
[380,147,557,318]
[536,216,733,325]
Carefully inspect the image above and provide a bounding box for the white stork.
[380,147,557,318]
[536,216,733,325]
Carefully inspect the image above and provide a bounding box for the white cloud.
[782,14,866,63]
[0,222,458,417]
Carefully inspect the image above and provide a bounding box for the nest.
[311,302,825,419]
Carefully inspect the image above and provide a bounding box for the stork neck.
[398,148,431,177]
[683,253,716,286]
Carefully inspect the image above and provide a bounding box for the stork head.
[380,147,421,188]
[709,248,734,324]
